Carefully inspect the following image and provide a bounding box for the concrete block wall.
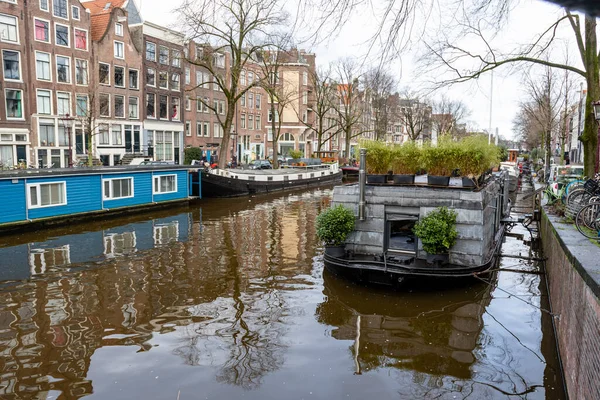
[332,179,503,267]
[540,210,600,399]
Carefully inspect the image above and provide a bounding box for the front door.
[125,127,132,153]
[75,128,84,154]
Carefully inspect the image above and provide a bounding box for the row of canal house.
[0,0,319,168]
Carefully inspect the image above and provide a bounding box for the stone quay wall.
[540,210,600,399]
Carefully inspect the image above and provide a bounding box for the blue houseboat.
[0,165,197,232]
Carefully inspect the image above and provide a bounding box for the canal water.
[0,183,566,399]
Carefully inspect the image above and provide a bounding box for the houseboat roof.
[0,165,192,180]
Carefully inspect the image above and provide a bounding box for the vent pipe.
[359,148,366,221]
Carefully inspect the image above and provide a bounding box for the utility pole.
[488,70,494,144]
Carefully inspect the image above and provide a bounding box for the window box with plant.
[413,206,458,265]
[316,204,355,257]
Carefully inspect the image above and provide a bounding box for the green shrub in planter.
[455,136,501,179]
[316,205,355,246]
[413,207,458,254]
[361,140,392,174]
[420,138,459,177]
[391,142,421,174]
[289,149,304,160]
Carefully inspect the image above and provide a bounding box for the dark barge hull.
[201,169,343,197]
[324,225,506,287]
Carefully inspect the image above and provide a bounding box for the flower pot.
[392,174,415,185]
[426,253,449,265]
[461,177,476,188]
[427,175,450,186]
[367,174,387,184]
[325,245,346,258]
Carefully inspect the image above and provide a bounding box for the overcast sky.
[138,0,585,141]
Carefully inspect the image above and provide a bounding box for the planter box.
[392,174,415,185]
[367,174,387,184]
[461,177,476,188]
[427,175,450,186]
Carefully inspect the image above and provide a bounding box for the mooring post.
[359,148,366,221]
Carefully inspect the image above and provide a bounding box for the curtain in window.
[0,145,13,166]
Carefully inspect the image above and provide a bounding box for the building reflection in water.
[316,269,492,380]
[0,190,328,398]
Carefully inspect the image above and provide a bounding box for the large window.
[129,97,138,119]
[115,23,123,36]
[146,68,155,86]
[112,125,122,145]
[158,71,168,89]
[170,73,180,91]
[40,0,49,11]
[146,94,155,118]
[99,93,110,117]
[103,178,133,199]
[114,95,124,118]
[171,97,180,121]
[159,95,168,119]
[2,50,19,80]
[146,42,155,61]
[36,52,51,81]
[37,90,52,114]
[55,24,69,47]
[76,95,87,117]
[129,69,138,89]
[0,14,18,43]
[98,124,109,145]
[39,120,55,145]
[172,50,181,67]
[74,29,87,50]
[159,46,169,64]
[114,41,124,59]
[57,92,70,115]
[56,56,70,83]
[28,182,66,208]
[99,63,109,84]
[5,89,22,119]
[71,6,80,20]
[75,59,87,85]
[114,66,124,87]
[34,19,49,42]
[153,175,177,194]
[53,0,68,19]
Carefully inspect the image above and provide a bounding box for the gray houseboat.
[324,152,511,286]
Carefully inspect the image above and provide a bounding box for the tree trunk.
[545,130,551,172]
[344,126,351,163]
[217,105,236,169]
[582,16,599,176]
[271,102,279,169]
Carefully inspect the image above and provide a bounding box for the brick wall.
[540,210,600,399]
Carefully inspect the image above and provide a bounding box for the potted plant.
[391,142,421,184]
[413,206,458,265]
[316,204,355,257]
[289,149,304,166]
[455,136,500,187]
[362,140,392,184]
[420,139,457,186]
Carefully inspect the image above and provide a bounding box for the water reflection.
[317,270,492,379]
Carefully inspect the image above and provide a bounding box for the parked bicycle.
[575,201,600,239]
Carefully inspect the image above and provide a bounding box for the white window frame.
[99,93,111,117]
[99,62,110,85]
[71,6,80,20]
[186,121,191,137]
[75,58,88,86]
[114,94,125,118]
[27,182,67,209]
[36,89,53,115]
[159,46,169,65]
[114,41,124,59]
[2,49,22,82]
[128,96,139,119]
[158,71,168,89]
[146,41,156,62]
[129,68,139,89]
[56,91,71,116]
[35,51,52,81]
[102,177,134,200]
[153,174,177,194]
[76,94,88,117]
[185,67,190,85]
[55,54,71,83]
[39,0,49,11]
[115,23,123,36]
[5,88,23,120]
[33,17,51,44]
[52,0,69,20]
[54,22,70,48]
[146,67,155,87]
[0,13,19,44]
[114,65,125,88]
[74,28,88,51]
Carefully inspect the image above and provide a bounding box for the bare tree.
[259,45,300,169]
[300,67,338,152]
[397,90,431,142]
[74,83,103,167]
[430,95,470,139]
[513,107,543,152]
[363,68,397,140]
[177,0,287,168]
[332,58,368,161]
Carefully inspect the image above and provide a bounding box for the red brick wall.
[540,211,600,399]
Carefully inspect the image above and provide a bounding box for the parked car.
[548,164,584,195]
[250,160,272,170]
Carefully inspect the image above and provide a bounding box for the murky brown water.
[0,185,565,399]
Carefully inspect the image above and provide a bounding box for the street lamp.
[59,113,75,167]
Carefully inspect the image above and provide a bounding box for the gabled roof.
[82,0,128,41]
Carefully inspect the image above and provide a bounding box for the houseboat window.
[27,182,66,208]
[153,174,177,194]
[386,218,417,254]
[103,178,133,199]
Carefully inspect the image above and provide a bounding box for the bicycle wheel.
[575,203,600,239]
[565,180,585,197]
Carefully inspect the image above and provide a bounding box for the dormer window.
[115,23,123,36]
